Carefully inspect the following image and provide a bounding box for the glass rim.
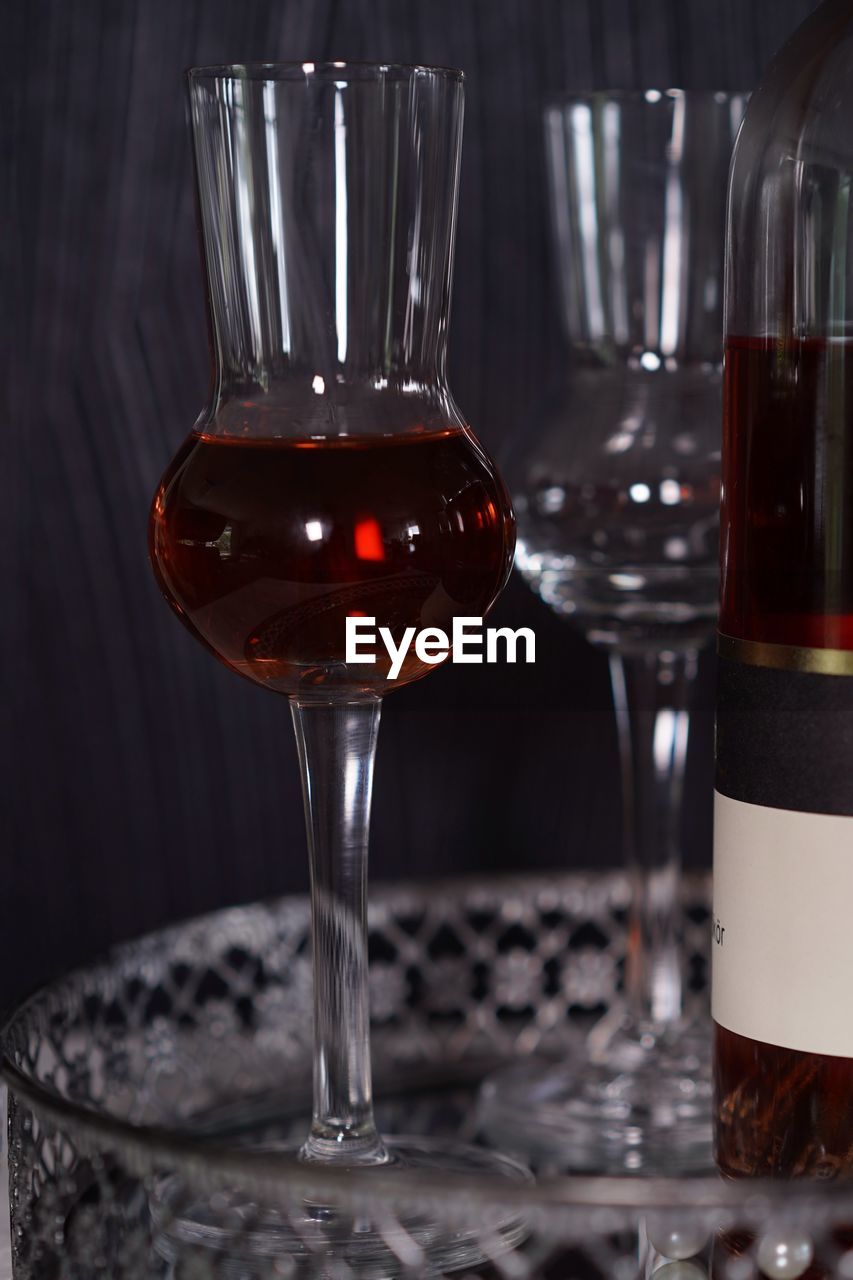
[187,60,464,84]
[544,87,749,110]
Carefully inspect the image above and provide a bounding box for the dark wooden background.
[4,0,819,1011]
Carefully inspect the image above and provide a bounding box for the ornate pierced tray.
[2,872,852,1279]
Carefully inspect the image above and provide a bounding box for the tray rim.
[5,870,847,1221]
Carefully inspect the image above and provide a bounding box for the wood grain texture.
[5,0,820,1007]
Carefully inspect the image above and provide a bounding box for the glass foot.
[151,1137,530,1277]
[478,1017,713,1175]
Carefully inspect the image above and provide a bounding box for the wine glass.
[148,62,524,1270]
[479,90,746,1175]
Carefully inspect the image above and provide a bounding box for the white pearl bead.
[647,1217,710,1261]
[756,1230,814,1280]
[837,1249,853,1279]
[654,1263,708,1280]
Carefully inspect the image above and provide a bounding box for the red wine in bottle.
[149,428,515,698]
[713,0,853,1180]
[715,337,853,1178]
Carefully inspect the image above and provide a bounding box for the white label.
[713,790,853,1057]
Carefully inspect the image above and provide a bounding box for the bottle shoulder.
[732,2,853,180]
[726,3,853,336]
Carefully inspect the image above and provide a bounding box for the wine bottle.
[714,0,853,1179]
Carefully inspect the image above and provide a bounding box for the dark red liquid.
[717,335,853,1178]
[715,1023,853,1178]
[149,428,515,698]
[721,335,853,649]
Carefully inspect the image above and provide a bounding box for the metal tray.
[2,872,851,1279]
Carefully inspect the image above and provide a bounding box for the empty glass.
[480,90,746,1174]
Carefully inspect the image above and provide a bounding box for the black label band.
[716,653,853,817]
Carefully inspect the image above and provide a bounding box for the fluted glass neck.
[544,90,746,369]
[189,64,464,413]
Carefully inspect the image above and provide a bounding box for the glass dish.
[3,873,850,1279]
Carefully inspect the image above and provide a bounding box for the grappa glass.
[149,61,523,1270]
[479,90,746,1175]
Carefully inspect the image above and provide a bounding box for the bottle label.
[713,647,853,1057]
[713,791,853,1056]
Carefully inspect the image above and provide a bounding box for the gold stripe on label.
[718,632,853,675]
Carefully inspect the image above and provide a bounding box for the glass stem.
[609,646,699,1028]
[290,697,389,1165]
